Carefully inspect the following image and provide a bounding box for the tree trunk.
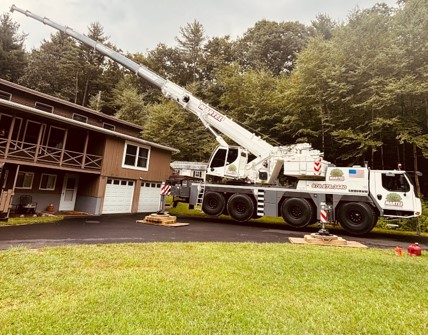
[318,100,325,153]
[82,79,89,107]
[74,72,79,104]
[402,143,406,170]
[413,143,421,197]
[425,96,428,129]
[397,145,400,168]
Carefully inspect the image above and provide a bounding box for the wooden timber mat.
[136,214,189,227]
[289,235,367,248]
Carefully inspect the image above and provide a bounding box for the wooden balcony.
[0,138,102,171]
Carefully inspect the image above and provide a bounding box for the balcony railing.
[0,138,102,171]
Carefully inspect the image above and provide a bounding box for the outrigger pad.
[289,236,367,248]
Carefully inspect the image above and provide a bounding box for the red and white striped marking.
[320,207,328,223]
[314,158,322,175]
[160,184,171,196]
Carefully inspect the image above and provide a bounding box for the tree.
[310,14,337,40]
[200,36,235,83]
[217,63,285,144]
[175,20,206,83]
[235,20,310,75]
[142,98,215,161]
[0,13,27,82]
[20,32,81,100]
[145,43,190,86]
[76,22,119,108]
[281,36,344,155]
[111,77,148,126]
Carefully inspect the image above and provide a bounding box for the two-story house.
[0,79,178,219]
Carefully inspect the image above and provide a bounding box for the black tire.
[227,193,254,222]
[337,202,377,235]
[281,198,314,228]
[202,192,225,216]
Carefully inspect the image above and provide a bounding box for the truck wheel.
[202,192,225,216]
[337,202,376,235]
[227,193,254,222]
[281,198,314,228]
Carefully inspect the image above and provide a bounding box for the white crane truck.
[12,6,422,235]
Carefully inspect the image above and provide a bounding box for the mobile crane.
[12,5,422,235]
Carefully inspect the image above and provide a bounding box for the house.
[0,79,178,219]
[170,161,208,180]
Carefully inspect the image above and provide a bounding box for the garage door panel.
[103,179,134,214]
[138,182,161,212]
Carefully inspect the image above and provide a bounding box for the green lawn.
[0,215,63,227]
[1,243,427,334]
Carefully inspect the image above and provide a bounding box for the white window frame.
[0,90,12,101]
[16,171,34,189]
[103,123,116,131]
[39,174,57,190]
[122,142,150,171]
[35,101,54,113]
[72,113,88,123]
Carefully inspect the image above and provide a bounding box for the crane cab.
[369,170,422,218]
[207,146,248,180]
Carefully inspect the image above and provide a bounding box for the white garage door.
[103,178,135,214]
[138,182,161,213]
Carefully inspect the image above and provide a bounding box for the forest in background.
[1,0,427,195]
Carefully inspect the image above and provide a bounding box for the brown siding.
[102,137,172,181]
[78,174,102,197]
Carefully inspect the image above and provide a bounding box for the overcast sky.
[2,0,398,53]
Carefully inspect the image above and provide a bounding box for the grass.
[0,215,64,227]
[0,243,427,334]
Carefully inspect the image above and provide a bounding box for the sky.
[2,0,398,53]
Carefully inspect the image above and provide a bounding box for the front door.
[59,173,78,211]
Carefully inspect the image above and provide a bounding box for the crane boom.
[10,5,273,156]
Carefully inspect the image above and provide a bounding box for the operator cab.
[370,170,421,217]
[207,146,248,180]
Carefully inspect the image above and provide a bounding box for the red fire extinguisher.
[407,243,422,256]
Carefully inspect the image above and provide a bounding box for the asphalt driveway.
[0,214,426,250]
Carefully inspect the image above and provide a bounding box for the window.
[123,143,150,170]
[382,173,410,192]
[39,174,57,190]
[0,91,12,101]
[72,113,88,123]
[103,123,116,131]
[35,102,54,113]
[16,171,34,189]
[210,148,227,168]
[193,170,202,178]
